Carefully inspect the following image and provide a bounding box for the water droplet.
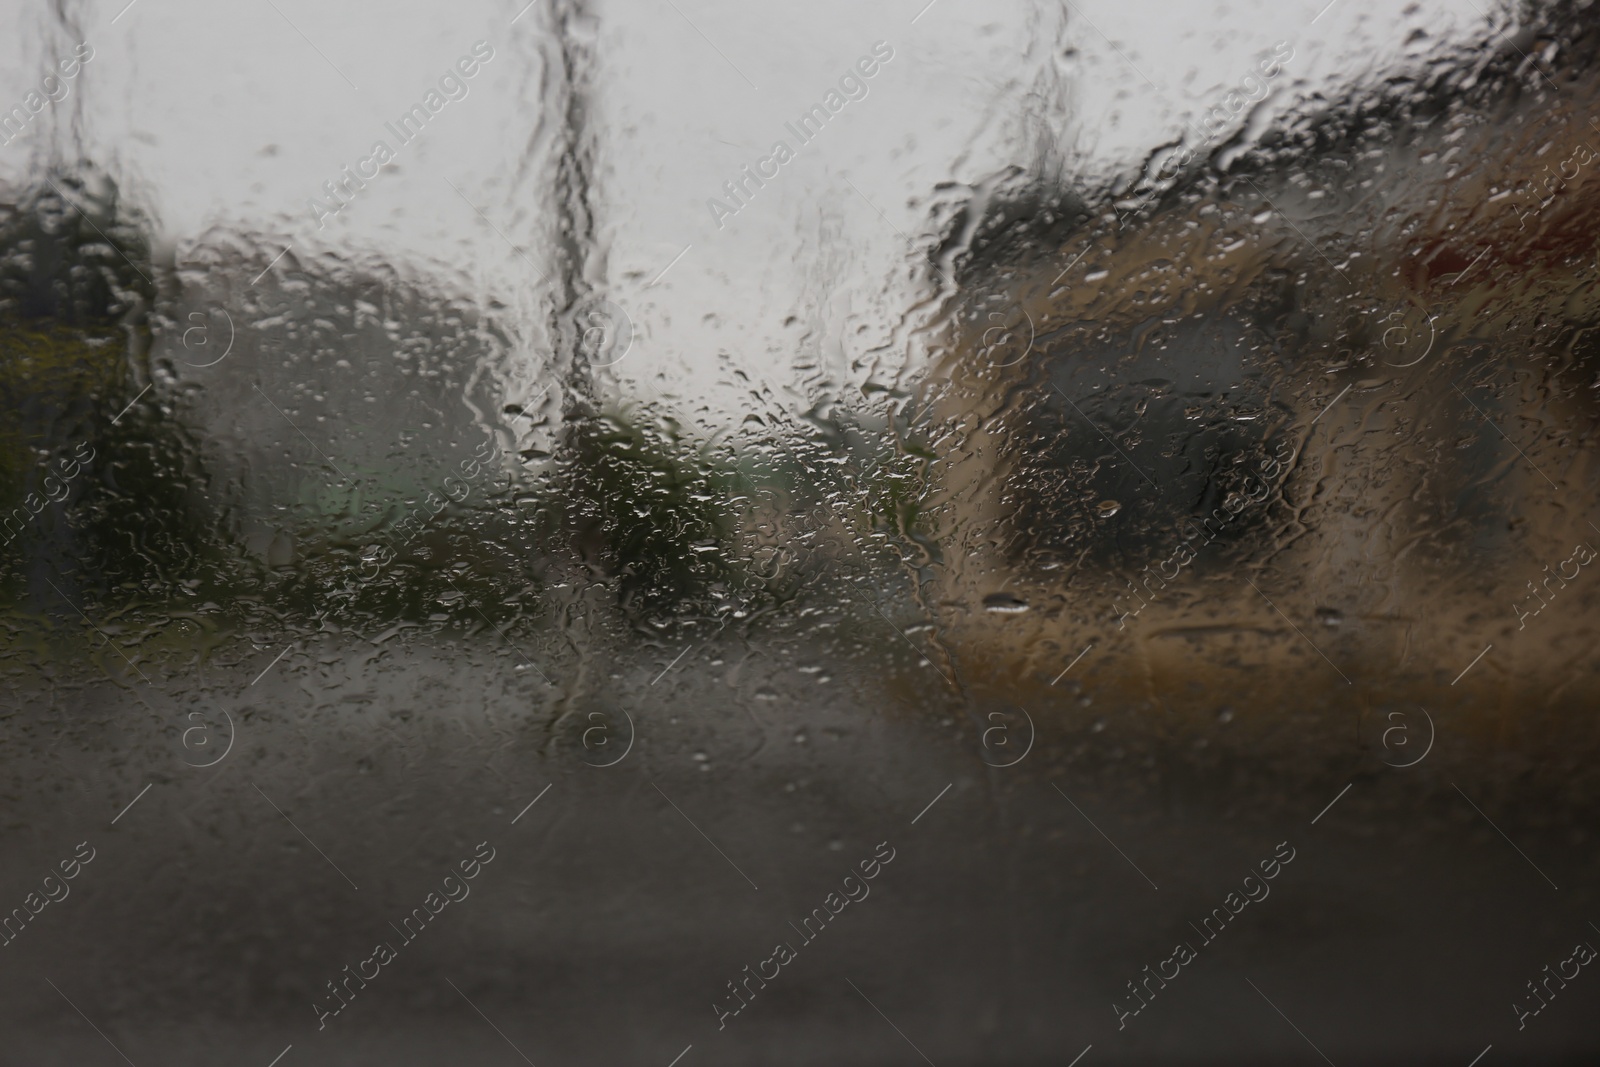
[1097,499,1121,518]
[983,592,1030,613]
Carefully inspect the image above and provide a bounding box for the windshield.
[2,1,1597,1063]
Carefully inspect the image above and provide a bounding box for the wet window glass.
[2,0,1597,1063]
